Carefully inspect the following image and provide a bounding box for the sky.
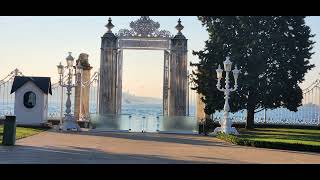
[0,16,319,98]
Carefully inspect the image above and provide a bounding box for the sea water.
[0,100,319,126]
[0,100,196,118]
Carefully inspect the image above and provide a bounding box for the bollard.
[2,116,16,146]
[156,116,160,132]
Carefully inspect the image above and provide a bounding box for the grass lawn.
[0,125,47,144]
[217,128,320,152]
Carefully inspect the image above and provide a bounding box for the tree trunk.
[246,93,256,130]
[246,104,255,129]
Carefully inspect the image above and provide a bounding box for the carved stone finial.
[175,18,184,35]
[106,17,115,33]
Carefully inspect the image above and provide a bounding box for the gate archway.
[99,16,188,117]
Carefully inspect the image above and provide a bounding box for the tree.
[191,16,315,129]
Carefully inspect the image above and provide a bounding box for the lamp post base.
[213,126,239,135]
[60,115,81,132]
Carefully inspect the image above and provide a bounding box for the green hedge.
[200,122,320,134]
[217,133,320,153]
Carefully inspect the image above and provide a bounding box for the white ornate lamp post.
[214,57,240,135]
[57,52,83,132]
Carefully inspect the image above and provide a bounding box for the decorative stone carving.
[76,53,91,70]
[118,39,170,50]
[118,16,173,38]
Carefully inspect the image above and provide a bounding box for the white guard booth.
[10,76,52,126]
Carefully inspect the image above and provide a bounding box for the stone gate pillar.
[196,93,208,122]
[99,18,118,115]
[163,50,170,116]
[169,19,188,116]
[116,49,123,114]
[74,53,92,121]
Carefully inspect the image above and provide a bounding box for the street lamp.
[57,52,83,132]
[214,57,240,135]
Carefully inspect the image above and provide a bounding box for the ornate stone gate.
[99,16,188,117]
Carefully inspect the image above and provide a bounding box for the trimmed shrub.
[216,133,320,153]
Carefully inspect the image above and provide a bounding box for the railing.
[1,68,319,127]
[48,75,71,121]
[0,68,198,121]
[212,106,320,126]
[88,71,100,115]
[0,69,23,119]
[211,79,320,126]
[47,71,100,121]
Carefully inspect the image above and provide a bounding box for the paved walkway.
[0,130,320,164]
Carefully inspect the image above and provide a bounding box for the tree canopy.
[191,16,315,129]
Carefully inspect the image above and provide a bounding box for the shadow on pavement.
[53,130,320,156]
[0,145,246,164]
[54,130,241,149]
